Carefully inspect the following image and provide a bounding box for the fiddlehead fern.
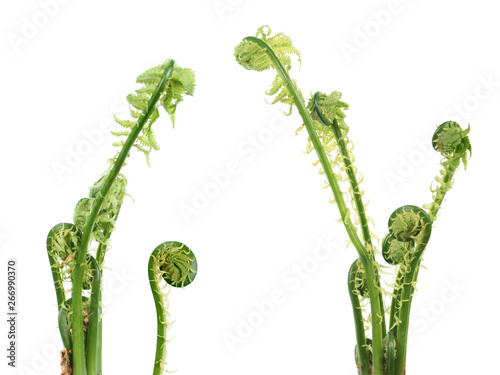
[312,90,388,338]
[48,58,195,375]
[234,25,302,115]
[387,205,431,374]
[112,61,195,165]
[46,223,83,305]
[235,26,386,375]
[148,241,197,375]
[381,234,412,266]
[426,121,471,221]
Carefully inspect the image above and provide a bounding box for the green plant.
[46,59,196,375]
[148,241,198,375]
[234,26,471,375]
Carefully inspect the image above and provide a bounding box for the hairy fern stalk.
[234,26,471,375]
[46,59,195,375]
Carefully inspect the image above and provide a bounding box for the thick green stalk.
[95,247,104,375]
[58,302,73,364]
[394,211,432,375]
[312,93,373,247]
[47,251,66,308]
[313,93,386,338]
[71,59,176,375]
[348,260,370,375]
[394,245,425,374]
[386,331,396,375]
[86,256,101,374]
[429,168,456,221]
[94,224,115,374]
[148,249,168,375]
[244,36,385,375]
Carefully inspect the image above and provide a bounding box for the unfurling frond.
[308,91,349,133]
[426,121,472,221]
[234,25,303,114]
[148,241,198,374]
[112,59,196,165]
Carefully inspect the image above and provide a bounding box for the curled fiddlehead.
[234,25,302,115]
[381,234,412,266]
[148,241,197,375]
[385,205,431,374]
[46,223,83,305]
[426,121,471,221]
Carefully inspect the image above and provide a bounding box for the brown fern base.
[60,349,72,375]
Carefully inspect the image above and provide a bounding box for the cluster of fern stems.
[234,26,471,375]
[46,59,197,375]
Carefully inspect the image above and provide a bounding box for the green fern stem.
[47,245,66,308]
[94,223,116,373]
[86,255,101,374]
[429,166,456,221]
[148,247,168,375]
[71,59,176,375]
[58,301,73,364]
[348,260,370,375]
[312,93,386,338]
[388,267,404,337]
[386,330,396,375]
[312,93,372,247]
[95,242,105,375]
[243,36,385,375]
[393,165,457,372]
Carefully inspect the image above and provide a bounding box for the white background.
[0,0,498,374]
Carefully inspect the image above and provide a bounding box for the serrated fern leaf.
[234,25,303,115]
[111,59,195,165]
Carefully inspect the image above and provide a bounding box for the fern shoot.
[46,58,195,375]
[148,241,197,374]
[234,26,471,375]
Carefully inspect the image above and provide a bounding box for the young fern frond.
[234,25,303,115]
[308,92,375,248]
[425,121,471,221]
[235,26,386,375]
[148,241,197,375]
[112,60,195,166]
